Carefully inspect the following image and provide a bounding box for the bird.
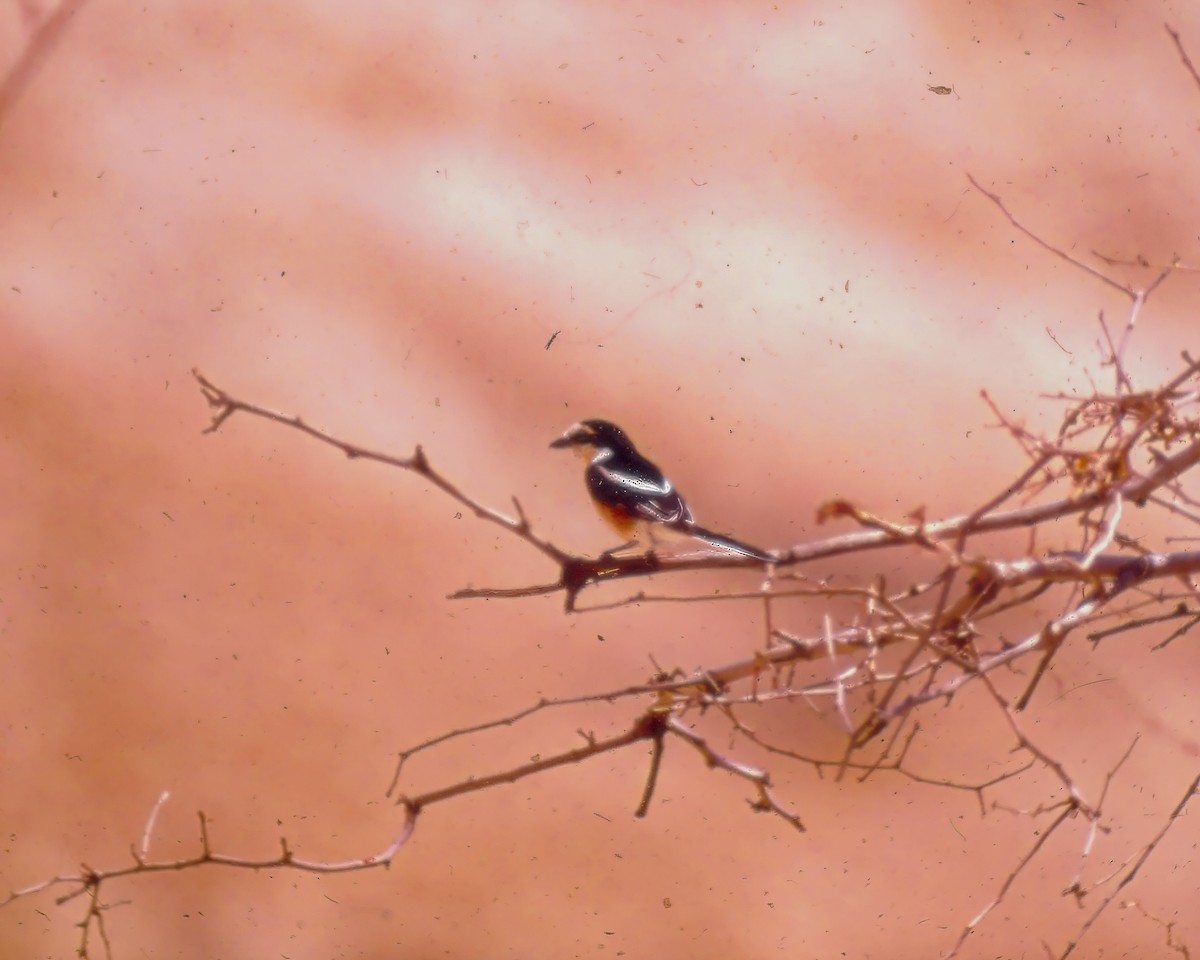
[550,419,773,562]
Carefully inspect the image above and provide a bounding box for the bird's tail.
[677,522,774,563]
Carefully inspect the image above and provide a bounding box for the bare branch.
[666,719,805,833]
[634,722,666,818]
[966,174,1133,299]
[399,713,664,812]
[4,799,418,955]
[136,791,170,865]
[942,804,1076,959]
[1059,774,1200,958]
[193,370,571,567]
[193,353,1200,615]
[1167,23,1200,96]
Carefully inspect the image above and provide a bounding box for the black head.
[550,419,635,452]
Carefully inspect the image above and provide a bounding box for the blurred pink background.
[3,1,1199,956]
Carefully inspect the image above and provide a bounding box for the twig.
[942,803,1076,959]
[136,791,170,864]
[966,174,1133,300]
[193,370,571,567]
[1059,773,1200,958]
[1167,23,1200,95]
[4,802,418,956]
[635,722,666,818]
[666,719,805,833]
[399,713,664,812]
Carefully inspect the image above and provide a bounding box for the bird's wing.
[588,460,693,525]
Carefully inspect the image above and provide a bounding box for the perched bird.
[550,419,773,562]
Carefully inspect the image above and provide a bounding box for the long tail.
[676,522,774,563]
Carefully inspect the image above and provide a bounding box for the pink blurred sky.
[3,1,1199,956]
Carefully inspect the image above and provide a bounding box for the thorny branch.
[17,227,1200,959]
[1059,773,1200,959]
[192,285,1200,954]
[183,157,1200,956]
[193,354,1200,614]
[186,288,1200,957]
[2,802,416,960]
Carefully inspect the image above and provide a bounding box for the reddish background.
[3,1,1199,957]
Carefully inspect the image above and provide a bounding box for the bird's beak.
[550,424,585,449]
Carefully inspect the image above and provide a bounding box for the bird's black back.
[586,446,693,525]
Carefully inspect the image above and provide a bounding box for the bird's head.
[550,419,634,454]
